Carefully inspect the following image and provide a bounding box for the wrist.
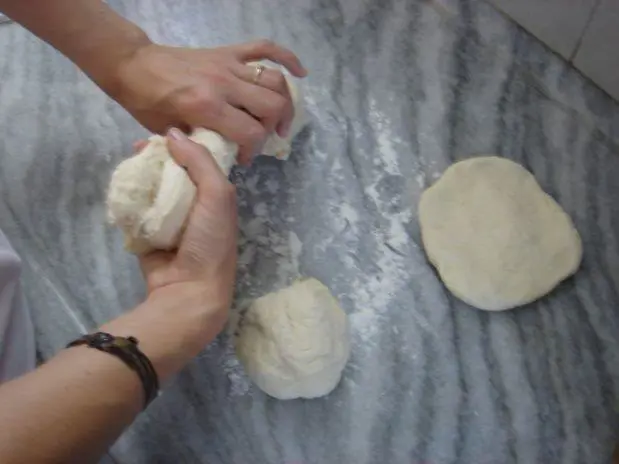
[82,26,152,96]
[100,284,230,381]
[148,282,231,324]
[145,282,231,345]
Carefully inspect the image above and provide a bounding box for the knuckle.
[266,96,286,118]
[243,122,267,144]
[196,93,225,119]
[175,91,198,113]
[256,39,276,52]
[207,71,230,87]
[176,88,224,119]
[273,72,287,89]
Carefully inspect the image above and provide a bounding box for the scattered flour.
[221,89,433,394]
[221,343,252,397]
[221,173,306,396]
[368,98,402,176]
[415,173,425,189]
[344,98,432,344]
[288,231,303,275]
[321,100,421,346]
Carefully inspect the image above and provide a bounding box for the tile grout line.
[569,0,604,62]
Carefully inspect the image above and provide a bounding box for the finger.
[232,64,290,95]
[132,139,149,153]
[186,104,266,166]
[231,64,293,136]
[166,128,230,190]
[231,40,307,78]
[227,80,289,138]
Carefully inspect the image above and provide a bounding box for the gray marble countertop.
[2,0,619,463]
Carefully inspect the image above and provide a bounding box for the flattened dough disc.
[419,156,582,311]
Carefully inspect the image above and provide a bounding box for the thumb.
[166,128,230,192]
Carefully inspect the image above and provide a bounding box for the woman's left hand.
[137,129,239,339]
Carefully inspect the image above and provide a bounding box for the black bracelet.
[67,332,160,409]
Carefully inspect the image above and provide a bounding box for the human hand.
[106,40,307,165]
[138,128,238,333]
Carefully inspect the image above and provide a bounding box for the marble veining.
[1,0,619,463]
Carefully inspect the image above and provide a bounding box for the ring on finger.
[252,64,266,85]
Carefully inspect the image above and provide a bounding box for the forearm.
[0,0,150,89]
[0,285,225,464]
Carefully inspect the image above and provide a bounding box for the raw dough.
[419,156,582,311]
[106,65,306,253]
[235,278,350,400]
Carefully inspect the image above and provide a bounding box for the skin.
[0,131,237,463]
[0,1,307,462]
[0,0,307,163]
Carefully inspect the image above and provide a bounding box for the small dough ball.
[106,134,194,253]
[419,156,582,311]
[106,131,230,253]
[236,278,350,400]
[260,72,306,160]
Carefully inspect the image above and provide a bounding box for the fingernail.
[277,121,291,138]
[167,127,187,141]
[239,154,253,167]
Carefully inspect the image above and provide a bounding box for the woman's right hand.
[106,40,307,165]
[138,128,238,337]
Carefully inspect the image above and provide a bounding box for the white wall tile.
[487,0,598,58]
[574,0,619,101]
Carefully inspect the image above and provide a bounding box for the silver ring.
[253,64,266,85]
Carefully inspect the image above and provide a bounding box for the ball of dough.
[106,67,306,254]
[106,129,234,253]
[419,156,582,311]
[259,65,306,160]
[235,278,350,400]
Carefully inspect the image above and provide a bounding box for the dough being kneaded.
[419,156,582,311]
[235,278,350,400]
[106,67,306,254]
